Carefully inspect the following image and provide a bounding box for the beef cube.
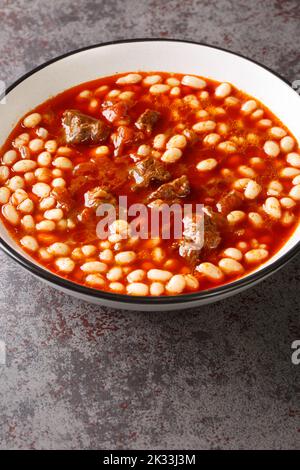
[147,175,190,204]
[102,102,128,123]
[111,126,144,157]
[216,190,244,215]
[130,157,171,190]
[62,110,110,144]
[135,109,160,135]
[51,187,74,213]
[84,187,116,210]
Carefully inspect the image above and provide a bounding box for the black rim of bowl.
[1,38,300,305]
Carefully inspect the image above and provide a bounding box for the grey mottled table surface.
[0,0,300,450]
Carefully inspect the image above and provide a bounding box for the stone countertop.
[0,0,299,450]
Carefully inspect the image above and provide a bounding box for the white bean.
[196,158,218,171]
[29,138,44,153]
[142,75,162,86]
[181,75,206,89]
[245,249,269,264]
[269,127,287,139]
[137,144,151,156]
[281,211,295,226]
[2,150,18,165]
[264,140,280,157]
[248,212,264,228]
[23,113,42,128]
[289,184,300,201]
[2,204,20,225]
[109,282,125,293]
[280,167,300,179]
[126,283,149,296]
[150,282,165,296]
[263,197,282,219]
[217,141,237,153]
[55,257,75,273]
[280,197,296,209]
[115,251,136,265]
[44,208,64,221]
[116,73,142,85]
[223,247,243,261]
[280,136,295,153]
[241,100,257,114]
[20,235,38,252]
[149,84,170,94]
[153,134,167,150]
[106,266,123,281]
[238,166,256,178]
[244,180,262,199]
[233,178,251,190]
[147,269,173,282]
[227,211,246,224]
[32,182,51,198]
[85,274,105,287]
[18,198,34,214]
[81,261,107,273]
[197,262,224,281]
[53,157,73,170]
[21,215,35,232]
[292,175,300,185]
[13,160,37,173]
[7,176,25,190]
[0,186,11,204]
[192,120,216,133]
[166,274,186,294]
[48,242,70,256]
[36,220,56,231]
[127,269,146,283]
[257,119,272,128]
[167,134,187,149]
[99,248,114,262]
[203,133,221,146]
[44,140,57,154]
[286,152,300,168]
[184,274,199,290]
[218,258,244,275]
[37,151,52,167]
[161,148,182,163]
[215,82,232,98]
[267,180,283,196]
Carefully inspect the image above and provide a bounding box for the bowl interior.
[0,40,300,287]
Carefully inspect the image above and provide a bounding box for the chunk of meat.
[216,190,244,214]
[84,187,116,210]
[62,109,110,144]
[183,128,199,146]
[179,206,224,266]
[130,156,171,190]
[135,109,160,135]
[102,102,128,123]
[147,175,190,204]
[111,126,144,157]
[51,187,74,213]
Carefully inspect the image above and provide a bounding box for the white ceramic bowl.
[1,39,300,311]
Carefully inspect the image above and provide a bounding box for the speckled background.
[0,0,299,450]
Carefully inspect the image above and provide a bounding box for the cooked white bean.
[18,198,34,214]
[181,75,206,89]
[269,127,287,139]
[192,120,216,133]
[13,160,37,173]
[20,235,38,252]
[115,251,136,265]
[267,180,283,196]
[81,261,107,273]
[7,175,25,190]
[227,211,246,224]
[44,208,64,221]
[52,178,66,188]
[38,247,53,261]
[10,189,27,206]
[225,96,239,106]
[44,140,57,154]
[116,73,142,85]
[245,249,269,264]
[280,197,296,209]
[94,145,110,156]
[167,134,187,149]
[152,247,165,263]
[196,158,218,171]
[248,212,264,228]
[218,258,244,275]
[149,84,170,94]
[238,166,256,178]
[24,172,35,185]
[13,133,30,148]
[2,150,18,165]
[166,274,186,294]
[109,282,125,293]
[36,220,56,231]
[147,269,173,282]
[280,136,295,153]
[251,109,264,120]
[223,247,243,261]
[23,113,42,128]
[203,133,221,146]
[241,100,257,114]
[48,242,70,256]
[292,175,300,185]
[2,203,20,225]
[109,219,131,237]
[118,91,135,101]
[184,274,199,290]
[98,248,113,262]
[263,140,280,157]
[32,182,51,198]
[280,167,300,179]
[196,109,209,119]
[126,282,149,296]
[106,266,123,281]
[233,178,251,190]
[29,138,44,153]
[244,180,262,199]
[55,257,75,273]
[0,186,11,204]
[127,269,145,283]
[215,82,231,98]
[197,262,224,281]
[36,127,48,139]
[21,215,35,232]
[37,151,52,167]
[286,152,300,168]
[137,144,151,157]
[0,165,9,182]
[85,274,105,287]
[289,184,300,201]
[281,211,295,226]
[40,196,56,210]
[35,167,52,182]
[153,134,167,150]
[142,75,162,86]
[263,197,282,219]
[150,282,165,296]
[161,148,182,163]
[217,141,237,153]
[257,119,272,128]
[53,156,73,170]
